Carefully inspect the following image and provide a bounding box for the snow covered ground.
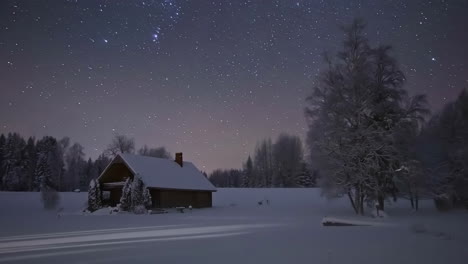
[0,188,467,263]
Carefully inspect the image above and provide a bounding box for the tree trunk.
[348,191,358,214]
[355,188,360,212]
[359,193,365,215]
[415,193,419,211]
[410,196,414,209]
[377,194,385,211]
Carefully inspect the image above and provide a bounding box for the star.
[0,0,466,175]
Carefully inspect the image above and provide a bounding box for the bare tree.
[393,95,430,210]
[253,139,274,187]
[273,134,304,187]
[105,134,135,157]
[64,143,86,191]
[138,145,171,159]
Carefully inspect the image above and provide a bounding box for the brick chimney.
[175,152,183,167]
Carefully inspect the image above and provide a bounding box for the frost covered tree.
[119,177,132,211]
[105,134,135,157]
[0,132,112,192]
[35,137,64,191]
[131,175,145,209]
[118,175,152,213]
[393,99,430,211]
[128,175,152,213]
[35,136,64,209]
[138,145,171,159]
[417,89,468,210]
[305,19,428,214]
[87,179,102,212]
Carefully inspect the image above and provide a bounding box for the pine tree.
[23,137,37,191]
[295,162,313,187]
[419,88,468,210]
[242,156,253,187]
[94,154,111,176]
[35,137,62,191]
[87,179,102,212]
[2,133,26,191]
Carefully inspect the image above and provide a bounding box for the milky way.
[1,0,467,172]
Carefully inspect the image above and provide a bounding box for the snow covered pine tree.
[131,174,151,214]
[35,136,62,210]
[119,177,132,211]
[87,179,102,212]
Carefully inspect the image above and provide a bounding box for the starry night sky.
[1,0,467,172]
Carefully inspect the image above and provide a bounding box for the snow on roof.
[105,153,216,192]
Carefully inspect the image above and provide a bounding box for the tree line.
[0,133,171,193]
[305,18,468,214]
[209,134,316,188]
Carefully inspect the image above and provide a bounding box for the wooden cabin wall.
[149,189,212,208]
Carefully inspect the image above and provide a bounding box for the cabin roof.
[99,153,216,192]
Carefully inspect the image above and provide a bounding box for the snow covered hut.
[98,153,216,208]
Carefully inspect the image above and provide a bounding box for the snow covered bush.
[143,187,152,209]
[87,179,102,212]
[133,205,147,214]
[41,185,60,210]
[433,194,454,212]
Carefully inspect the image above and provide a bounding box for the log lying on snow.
[322,217,389,227]
[149,209,168,214]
